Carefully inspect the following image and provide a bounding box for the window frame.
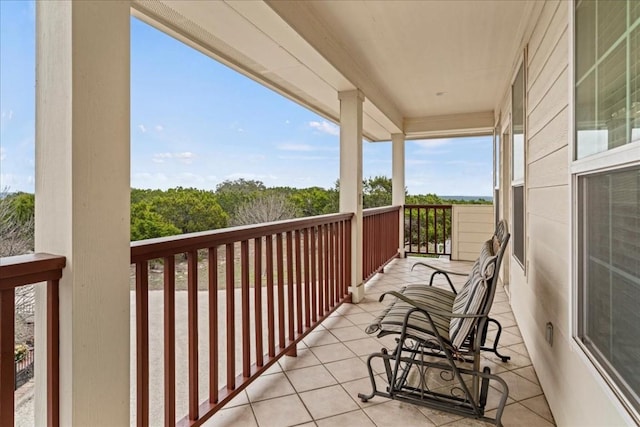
[511,54,527,269]
[571,0,640,421]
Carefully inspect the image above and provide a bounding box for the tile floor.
[202,257,556,427]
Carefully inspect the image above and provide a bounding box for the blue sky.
[0,1,492,197]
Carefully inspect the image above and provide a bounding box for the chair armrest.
[411,261,468,276]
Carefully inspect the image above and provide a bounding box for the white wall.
[498,1,635,425]
[451,205,494,261]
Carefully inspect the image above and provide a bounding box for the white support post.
[392,133,406,257]
[35,2,130,425]
[339,90,365,303]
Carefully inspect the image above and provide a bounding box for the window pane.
[597,0,626,57]
[576,0,596,81]
[512,66,524,182]
[512,185,525,265]
[580,167,640,411]
[631,26,640,142]
[576,71,605,158]
[598,43,627,151]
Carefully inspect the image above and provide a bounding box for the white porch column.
[339,90,365,303]
[391,133,406,257]
[35,2,130,426]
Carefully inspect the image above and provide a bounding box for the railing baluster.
[346,219,352,296]
[209,247,218,404]
[295,230,303,334]
[164,256,176,426]
[329,222,335,306]
[0,288,15,427]
[310,227,317,323]
[276,234,285,349]
[47,278,60,427]
[187,251,199,421]
[225,244,235,391]
[136,261,149,427]
[241,240,251,377]
[286,231,295,344]
[303,228,311,328]
[317,225,324,318]
[266,236,275,357]
[254,238,263,367]
[323,224,330,312]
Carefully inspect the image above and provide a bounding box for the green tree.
[152,187,228,234]
[215,179,266,216]
[130,201,181,241]
[289,186,337,216]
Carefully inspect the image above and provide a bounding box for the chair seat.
[366,284,456,345]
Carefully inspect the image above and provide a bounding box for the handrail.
[0,253,66,427]
[131,212,353,263]
[363,205,402,217]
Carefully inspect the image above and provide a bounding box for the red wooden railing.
[0,253,66,427]
[130,213,353,426]
[362,206,401,282]
[404,204,452,257]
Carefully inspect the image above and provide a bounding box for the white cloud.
[1,110,14,121]
[137,124,147,133]
[277,143,338,152]
[406,159,432,165]
[0,147,6,161]
[155,125,164,132]
[225,172,278,181]
[309,120,339,136]
[413,139,453,151]
[277,155,337,161]
[152,151,194,164]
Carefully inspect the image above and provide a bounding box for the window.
[512,63,525,266]
[575,0,640,416]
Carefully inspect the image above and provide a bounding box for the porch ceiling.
[132,0,537,142]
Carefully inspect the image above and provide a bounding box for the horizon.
[0,2,493,197]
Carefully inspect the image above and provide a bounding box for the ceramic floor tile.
[315,409,375,427]
[246,372,295,402]
[520,395,555,423]
[302,330,340,348]
[344,312,376,325]
[336,303,366,315]
[324,356,369,383]
[202,404,257,427]
[321,315,355,330]
[329,325,370,342]
[364,399,435,426]
[299,384,359,419]
[340,376,389,408]
[279,348,322,371]
[511,366,540,385]
[286,364,337,392]
[498,371,543,401]
[310,342,357,363]
[343,337,386,356]
[251,394,312,427]
[486,402,554,426]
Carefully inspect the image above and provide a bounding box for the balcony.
[3,205,554,426]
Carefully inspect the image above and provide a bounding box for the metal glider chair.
[359,220,510,426]
[410,220,511,363]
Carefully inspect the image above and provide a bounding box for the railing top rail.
[363,205,402,217]
[404,204,453,209]
[131,212,354,263]
[0,253,66,289]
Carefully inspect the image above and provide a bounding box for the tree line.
[1,177,490,247]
